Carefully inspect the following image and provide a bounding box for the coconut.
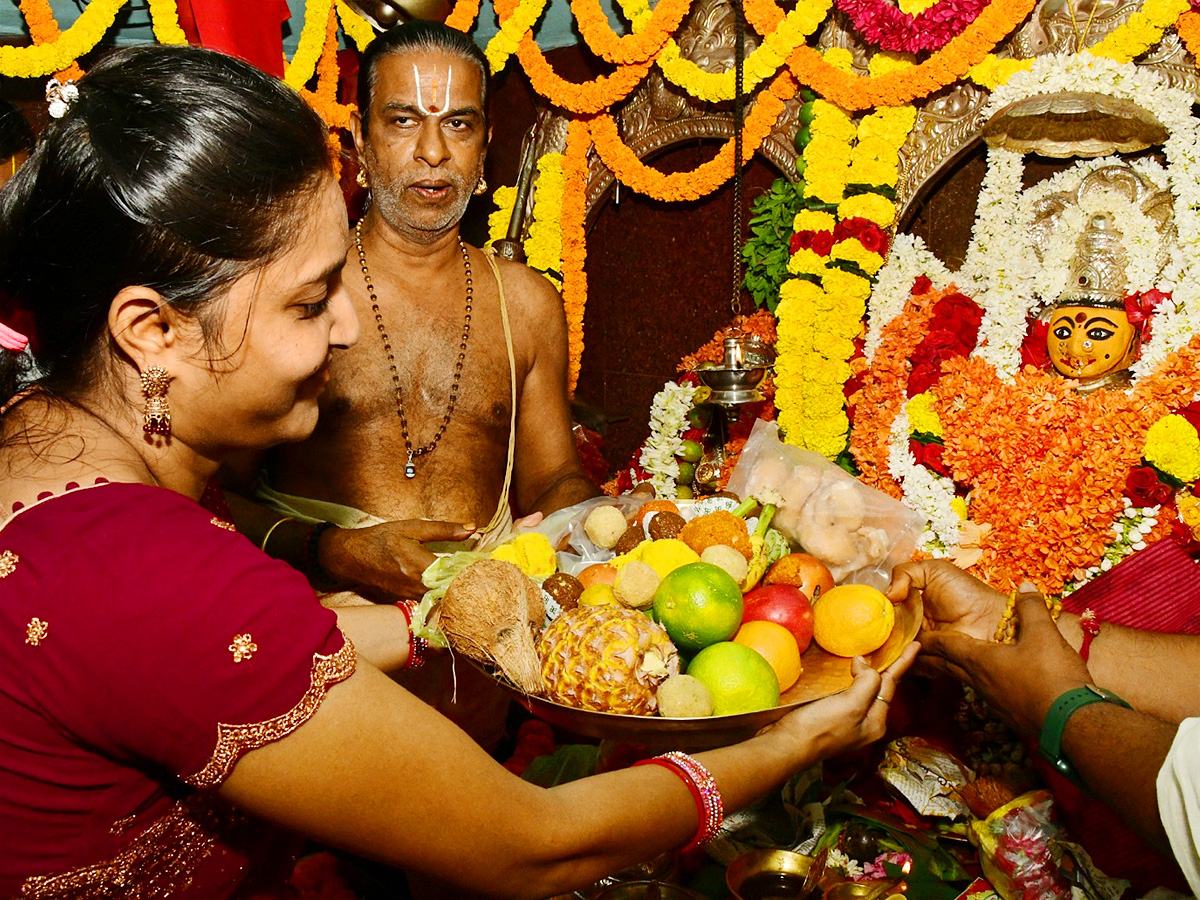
[439,559,546,694]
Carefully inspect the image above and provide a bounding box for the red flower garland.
[834,0,990,53]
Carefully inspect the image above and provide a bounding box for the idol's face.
[1047,305,1139,381]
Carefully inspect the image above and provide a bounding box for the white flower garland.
[639,381,697,498]
[888,409,960,554]
[962,147,1031,380]
[865,233,953,364]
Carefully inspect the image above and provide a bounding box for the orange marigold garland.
[587,70,796,202]
[1176,10,1200,58]
[572,0,693,65]
[561,118,591,395]
[518,44,653,114]
[780,0,1035,110]
[849,286,947,497]
[445,0,483,31]
[934,336,1200,593]
[18,0,85,82]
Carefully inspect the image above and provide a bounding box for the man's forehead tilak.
[413,62,452,115]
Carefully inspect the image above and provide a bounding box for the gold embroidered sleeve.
[183,638,357,789]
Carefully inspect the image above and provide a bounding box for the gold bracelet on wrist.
[260,516,295,553]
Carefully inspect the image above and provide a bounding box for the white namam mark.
[413,63,452,115]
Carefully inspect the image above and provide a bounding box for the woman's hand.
[323,519,474,600]
[888,559,1008,643]
[765,641,920,758]
[920,588,1092,737]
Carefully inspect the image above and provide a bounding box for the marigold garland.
[302,4,352,132]
[1,0,122,80]
[146,0,187,46]
[572,0,692,65]
[285,0,334,90]
[445,0,484,32]
[525,153,567,289]
[1177,10,1200,59]
[517,43,653,114]
[587,70,795,202]
[336,0,376,50]
[486,0,552,73]
[782,0,1035,110]
[561,119,591,395]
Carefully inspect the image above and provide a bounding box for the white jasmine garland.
[888,409,960,553]
[639,381,698,498]
[865,233,953,364]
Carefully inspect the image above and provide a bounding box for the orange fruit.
[685,641,780,715]
[652,562,744,653]
[578,563,618,588]
[733,621,802,691]
[811,584,895,658]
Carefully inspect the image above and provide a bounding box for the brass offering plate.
[480,592,922,752]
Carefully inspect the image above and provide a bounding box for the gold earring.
[141,366,171,437]
[356,169,369,189]
[473,176,487,196]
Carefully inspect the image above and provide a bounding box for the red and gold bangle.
[395,601,429,670]
[632,750,724,852]
[1079,608,1101,663]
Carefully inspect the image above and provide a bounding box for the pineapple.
[538,605,680,715]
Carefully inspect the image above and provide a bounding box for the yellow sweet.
[490,532,557,579]
[612,538,700,579]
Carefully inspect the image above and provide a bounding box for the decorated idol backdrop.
[5,0,1200,600]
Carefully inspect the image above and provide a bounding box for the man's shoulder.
[489,254,565,322]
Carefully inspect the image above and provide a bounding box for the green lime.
[798,101,816,126]
[686,641,780,715]
[653,562,744,653]
[793,124,811,151]
[677,461,697,484]
[795,157,807,178]
[679,439,704,463]
[687,407,712,429]
[675,484,695,500]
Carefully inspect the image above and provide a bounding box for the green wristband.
[1038,685,1131,788]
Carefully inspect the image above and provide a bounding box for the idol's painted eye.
[1086,326,1115,341]
[1053,325,1073,340]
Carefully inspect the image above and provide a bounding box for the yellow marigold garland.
[1145,414,1200,484]
[486,0,552,73]
[336,0,376,50]
[285,0,334,90]
[525,153,566,289]
[1,0,123,80]
[146,0,187,46]
[487,185,519,247]
[561,119,591,394]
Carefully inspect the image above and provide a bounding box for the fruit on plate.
[741,583,815,654]
[686,641,780,715]
[652,561,743,653]
[441,559,545,693]
[733,620,802,691]
[812,583,895,657]
[578,563,618,588]
[538,605,680,715]
[764,553,835,602]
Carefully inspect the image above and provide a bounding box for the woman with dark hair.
[0,44,917,898]
[0,99,34,189]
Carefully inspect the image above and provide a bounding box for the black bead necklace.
[354,220,473,478]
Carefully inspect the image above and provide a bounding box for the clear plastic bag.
[726,420,926,588]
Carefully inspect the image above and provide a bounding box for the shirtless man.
[226,22,598,747]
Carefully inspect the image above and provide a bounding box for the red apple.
[765,552,835,602]
[741,584,815,654]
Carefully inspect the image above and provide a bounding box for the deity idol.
[1028,164,1174,391]
[1044,212,1142,389]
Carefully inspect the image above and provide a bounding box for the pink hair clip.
[0,322,29,353]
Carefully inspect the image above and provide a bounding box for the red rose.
[910,439,951,477]
[912,275,933,296]
[1125,466,1175,508]
[833,218,889,255]
[790,229,835,257]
